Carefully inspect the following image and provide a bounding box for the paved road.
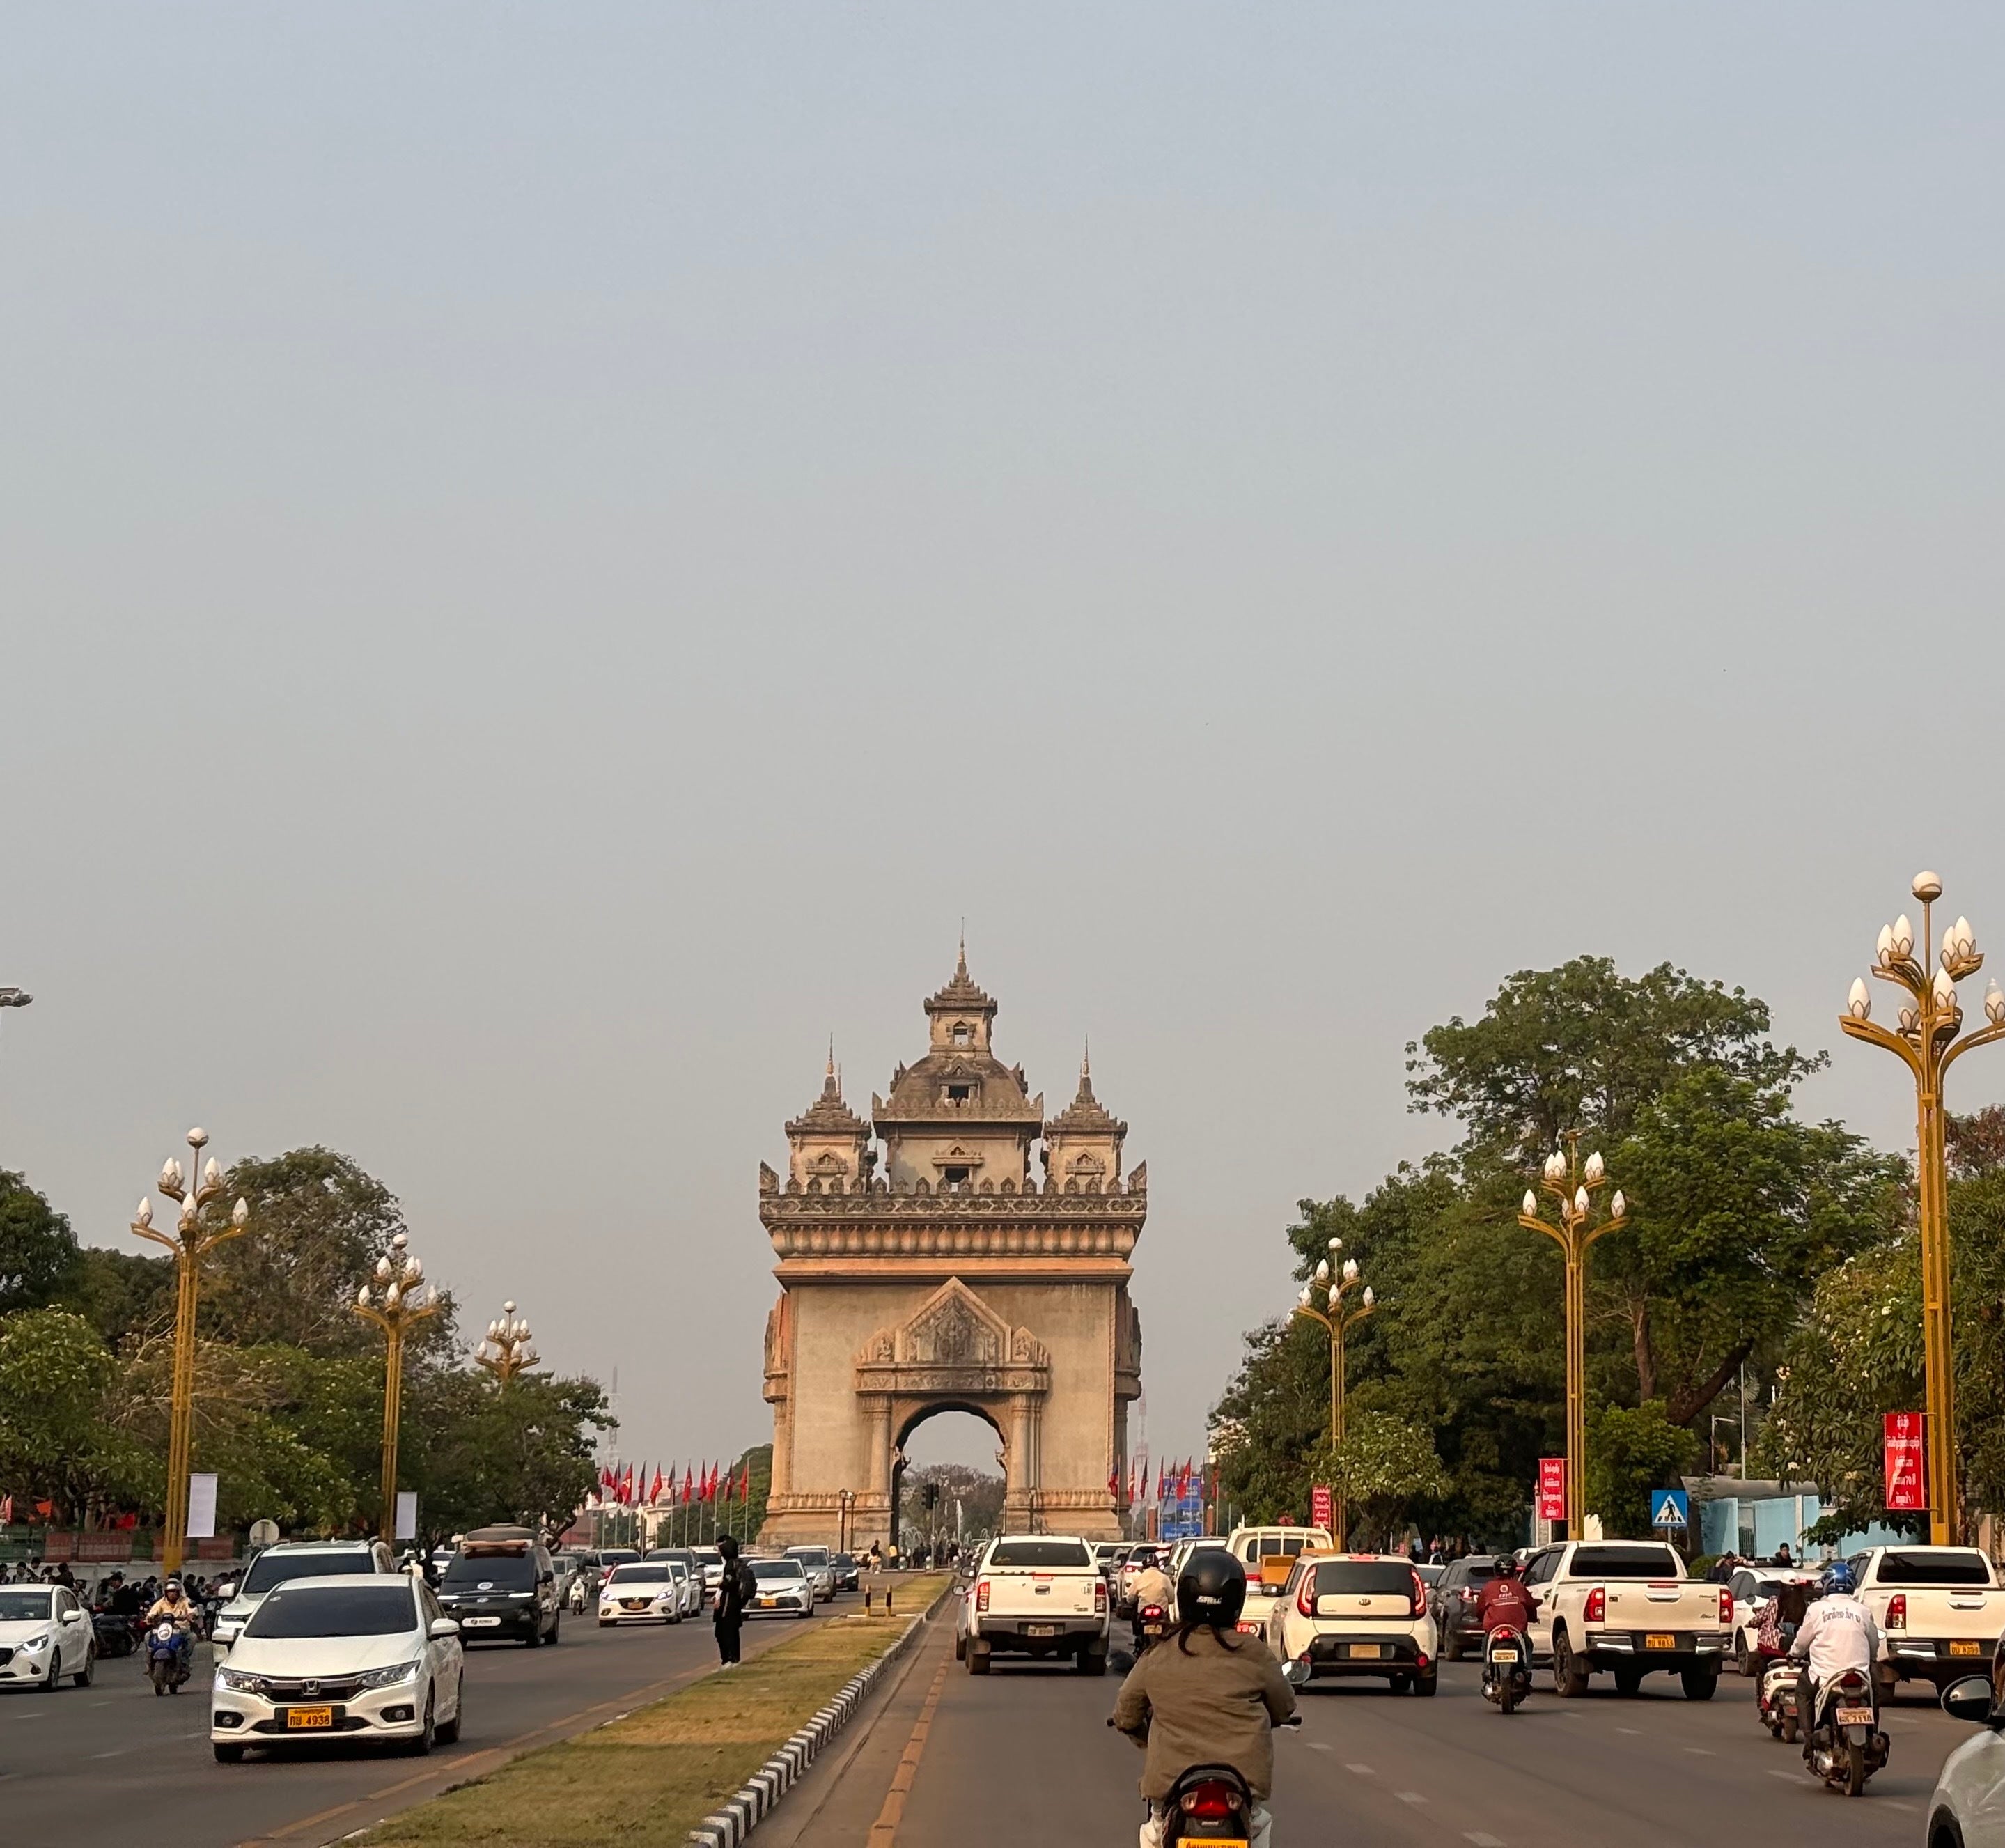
[827,1626,1976,1847]
[0,1603,832,1848]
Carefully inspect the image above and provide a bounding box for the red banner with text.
[1311,1484,1332,1532]
[1884,1412,1927,1512]
[1537,1457,1567,1523]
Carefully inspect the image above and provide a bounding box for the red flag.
[621,1463,635,1505]
[1155,1461,1167,1501]
[740,1461,751,1505]
[708,1462,721,1502]
[650,1466,665,1504]
[1178,1459,1193,1499]
[1108,1463,1121,1497]
[682,1465,695,1505]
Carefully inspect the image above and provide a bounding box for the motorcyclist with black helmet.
[1110,1549,1296,1847]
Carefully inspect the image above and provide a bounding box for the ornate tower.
[757,950,1145,1549]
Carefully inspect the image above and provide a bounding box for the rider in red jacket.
[1476,1559,1537,1634]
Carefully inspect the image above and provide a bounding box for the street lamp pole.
[1840,871,2005,1546]
[129,1128,250,1577]
[1516,1136,1628,1539]
[474,1300,539,1386]
[1293,1234,1376,1545]
[354,1232,440,1539]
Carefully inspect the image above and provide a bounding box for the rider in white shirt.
[1789,1562,1880,1757]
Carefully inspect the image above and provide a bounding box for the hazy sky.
[4,6,2003,1485]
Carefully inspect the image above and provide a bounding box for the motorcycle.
[1802,1665,1889,1797]
[1757,1656,1801,1741]
[91,1608,141,1659]
[1134,1601,1170,1654]
[146,1620,191,1695]
[1481,1624,1531,1714]
[1157,1718,1302,1846]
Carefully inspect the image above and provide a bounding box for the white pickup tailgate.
[985,1569,1100,1619]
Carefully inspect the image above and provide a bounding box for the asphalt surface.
[816,1623,1979,1848]
[0,1601,832,1848]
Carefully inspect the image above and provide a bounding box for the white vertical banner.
[187,1474,219,1540]
[395,1491,419,1542]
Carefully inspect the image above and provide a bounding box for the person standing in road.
[713,1534,751,1668]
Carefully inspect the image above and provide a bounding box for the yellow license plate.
[757,1597,776,1606]
[1646,1633,1676,1650]
[1350,1643,1382,1659]
[1951,1641,1982,1656]
[285,1707,334,1730]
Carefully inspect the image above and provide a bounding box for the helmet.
[1493,1555,1520,1578]
[1819,1562,1856,1596]
[1176,1549,1247,1630]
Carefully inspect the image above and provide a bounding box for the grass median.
[359,1576,952,1848]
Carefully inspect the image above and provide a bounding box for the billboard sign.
[1885,1412,1927,1512]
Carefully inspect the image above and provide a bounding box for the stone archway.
[756,954,1145,1553]
[889,1401,1006,1556]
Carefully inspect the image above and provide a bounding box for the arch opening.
[891,1404,1006,1560]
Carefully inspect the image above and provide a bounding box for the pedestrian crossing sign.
[1651,1489,1689,1528]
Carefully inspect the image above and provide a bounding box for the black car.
[831,1552,861,1592]
[436,1528,562,1645]
[1430,1555,1501,1660]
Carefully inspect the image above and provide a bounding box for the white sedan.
[210,1574,463,1762]
[599,1562,684,1625]
[1928,1674,2005,1845]
[0,1583,95,1691]
[746,1559,813,1618]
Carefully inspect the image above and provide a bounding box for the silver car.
[785,1545,836,1604]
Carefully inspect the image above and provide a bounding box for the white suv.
[1263,1553,1439,1696]
[212,1539,394,1656]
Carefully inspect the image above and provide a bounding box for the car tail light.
[1409,1568,1426,1615]
[1095,1581,1107,1613]
[976,1581,990,1613]
[1297,1576,1317,1619]
[1585,1587,1605,1624]
[1719,1587,1733,1625]
[1179,1781,1240,1822]
[1886,1593,1905,1631]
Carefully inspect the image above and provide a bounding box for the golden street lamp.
[1840,870,2005,1546]
[353,1232,439,1539]
[1293,1234,1376,1545]
[474,1300,539,1386]
[1516,1137,1628,1539]
[129,1128,250,1577]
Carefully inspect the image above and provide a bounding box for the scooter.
[1134,1601,1170,1654]
[1157,1718,1302,1845]
[91,1608,140,1659]
[146,1620,191,1695]
[1802,1666,1889,1796]
[1481,1624,1532,1714]
[1757,1656,1801,1741]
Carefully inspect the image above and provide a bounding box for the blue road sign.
[1651,1488,1690,1528]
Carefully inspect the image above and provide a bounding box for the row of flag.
[593,1461,751,1509]
[1103,1457,1217,1505]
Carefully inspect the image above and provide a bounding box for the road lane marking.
[865,1645,951,1847]
[1767,1769,1796,1780]
[1683,1748,1715,1755]
[1345,1762,1374,1774]
[1466,1835,1506,1847]
[1396,1791,1428,1804]
[1616,1727,1641,1734]
[1306,1741,1331,1752]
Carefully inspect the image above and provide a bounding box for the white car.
[0,1582,96,1690]
[694,1548,724,1603]
[1928,1673,2005,1846]
[785,1545,836,1604]
[1263,1553,1440,1695]
[211,1539,395,1654]
[210,1574,463,1762]
[598,1562,685,1625]
[746,1558,814,1617]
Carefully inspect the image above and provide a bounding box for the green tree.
[1318,1412,1449,1550]
[0,1308,150,1518]
[66,1245,173,1350]
[0,1170,83,1312]
[1406,956,1816,1162]
[1584,1400,1698,1538]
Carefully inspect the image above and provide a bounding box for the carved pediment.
[854,1278,1050,1392]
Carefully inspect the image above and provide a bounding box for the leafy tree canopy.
[0,1169,83,1313]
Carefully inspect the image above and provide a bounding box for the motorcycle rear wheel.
[1844,1737,1866,1797]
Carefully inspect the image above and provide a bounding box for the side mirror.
[429,1617,462,1639]
[1942,1676,2001,1725]
[1281,1659,1312,1688]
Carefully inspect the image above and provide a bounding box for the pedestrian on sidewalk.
[714,1533,751,1668]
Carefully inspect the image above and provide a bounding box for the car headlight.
[20,1632,53,1652]
[355,1658,423,1691]
[216,1666,268,1693]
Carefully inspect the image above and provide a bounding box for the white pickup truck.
[1524,1539,1731,1700]
[1848,1546,2003,1698]
[962,1535,1110,1677]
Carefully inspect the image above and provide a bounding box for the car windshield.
[1568,1546,1682,1580]
[599,1551,639,1566]
[832,1554,855,1569]
[241,1550,373,1594]
[694,1551,721,1567]
[1309,1562,1416,1597]
[751,1561,805,1581]
[1875,1551,1993,1587]
[609,1565,671,1584]
[245,1585,416,1638]
[989,1540,1093,1568]
[1464,1562,1499,1585]
[0,1590,53,1621]
[788,1548,829,1566]
[444,1553,535,1589]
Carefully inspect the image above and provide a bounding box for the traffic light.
[923,1482,940,1512]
